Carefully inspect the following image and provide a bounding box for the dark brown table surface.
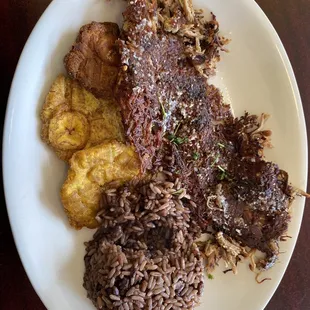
[1,0,310,309]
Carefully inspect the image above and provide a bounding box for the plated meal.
[33,0,307,309]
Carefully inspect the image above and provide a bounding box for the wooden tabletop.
[1,0,309,309]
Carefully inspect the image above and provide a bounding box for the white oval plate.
[3,0,308,309]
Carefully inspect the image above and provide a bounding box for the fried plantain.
[61,141,141,229]
[40,74,125,161]
[86,99,124,148]
[64,22,120,98]
[48,111,89,150]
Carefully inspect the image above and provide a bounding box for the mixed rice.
[84,173,203,309]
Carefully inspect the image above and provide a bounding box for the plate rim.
[3,0,308,309]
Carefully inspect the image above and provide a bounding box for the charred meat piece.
[64,22,120,98]
[206,160,292,256]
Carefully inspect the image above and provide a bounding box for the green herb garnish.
[160,100,166,118]
[175,137,188,145]
[193,152,200,160]
[217,165,227,180]
[168,134,188,145]
[217,142,225,148]
[207,274,214,280]
[216,165,233,181]
[211,154,219,167]
[174,122,181,135]
[167,133,175,142]
[217,165,225,172]
[219,172,226,180]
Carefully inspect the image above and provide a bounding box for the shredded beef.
[116,0,303,261]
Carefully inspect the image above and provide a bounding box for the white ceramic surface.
[3,0,308,309]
